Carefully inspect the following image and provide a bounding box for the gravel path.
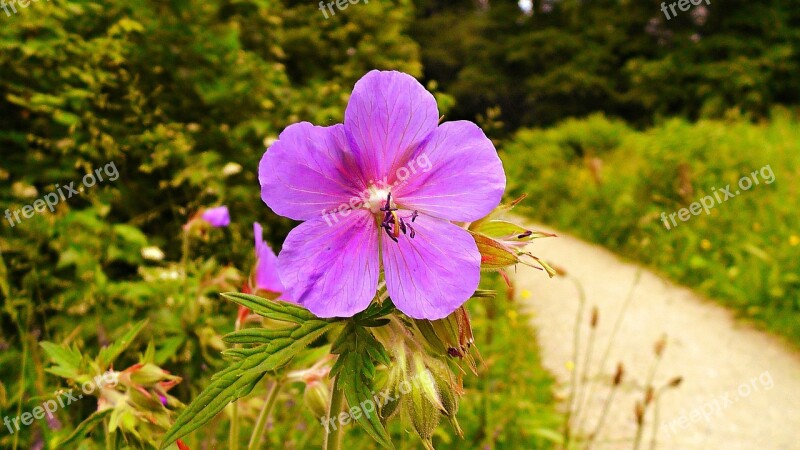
[512,225,800,450]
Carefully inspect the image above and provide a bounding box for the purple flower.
[201,206,230,227]
[258,70,505,320]
[253,222,290,298]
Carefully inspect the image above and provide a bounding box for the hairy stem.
[248,380,284,450]
[323,380,345,450]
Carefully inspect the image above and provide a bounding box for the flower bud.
[428,307,473,359]
[432,367,462,437]
[126,363,181,387]
[470,231,520,269]
[405,369,442,449]
[379,364,404,422]
[304,380,330,419]
[412,355,445,412]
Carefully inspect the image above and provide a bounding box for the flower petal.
[278,211,380,318]
[344,70,439,182]
[393,121,506,222]
[253,222,288,297]
[382,213,481,320]
[259,123,364,221]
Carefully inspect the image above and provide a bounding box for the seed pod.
[644,386,655,405]
[635,401,645,426]
[667,376,683,388]
[654,334,667,357]
[613,363,625,386]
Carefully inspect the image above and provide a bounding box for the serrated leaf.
[329,322,394,449]
[221,292,321,324]
[354,299,396,322]
[161,352,269,448]
[97,319,148,368]
[161,320,332,448]
[335,353,394,449]
[40,342,83,380]
[55,409,111,448]
[222,327,294,345]
[248,321,331,374]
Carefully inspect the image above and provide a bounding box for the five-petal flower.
[259,70,505,319]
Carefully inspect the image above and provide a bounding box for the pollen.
[378,193,418,243]
[364,187,391,214]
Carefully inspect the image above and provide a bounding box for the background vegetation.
[1,0,798,448]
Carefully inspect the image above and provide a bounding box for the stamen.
[378,195,419,243]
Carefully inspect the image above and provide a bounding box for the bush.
[502,110,800,342]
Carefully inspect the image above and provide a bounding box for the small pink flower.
[200,206,230,227]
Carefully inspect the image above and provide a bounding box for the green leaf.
[55,409,112,448]
[40,342,83,380]
[221,292,322,324]
[160,351,270,448]
[161,319,333,448]
[97,319,148,368]
[247,321,332,374]
[155,335,186,365]
[222,327,294,345]
[330,322,394,449]
[353,299,396,322]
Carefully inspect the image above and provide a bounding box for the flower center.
[378,193,418,243]
[364,187,391,214]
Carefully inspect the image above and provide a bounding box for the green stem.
[230,401,240,450]
[105,421,114,450]
[248,380,284,450]
[323,380,345,450]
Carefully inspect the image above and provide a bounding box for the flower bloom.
[259,70,505,320]
[200,206,230,227]
[252,222,289,297]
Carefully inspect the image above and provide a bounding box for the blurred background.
[1,0,798,449]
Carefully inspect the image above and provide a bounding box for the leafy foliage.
[414,0,800,130]
[330,321,394,449]
[162,293,334,448]
[503,111,800,342]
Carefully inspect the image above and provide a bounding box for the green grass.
[501,109,800,344]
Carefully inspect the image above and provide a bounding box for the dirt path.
[512,224,800,450]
